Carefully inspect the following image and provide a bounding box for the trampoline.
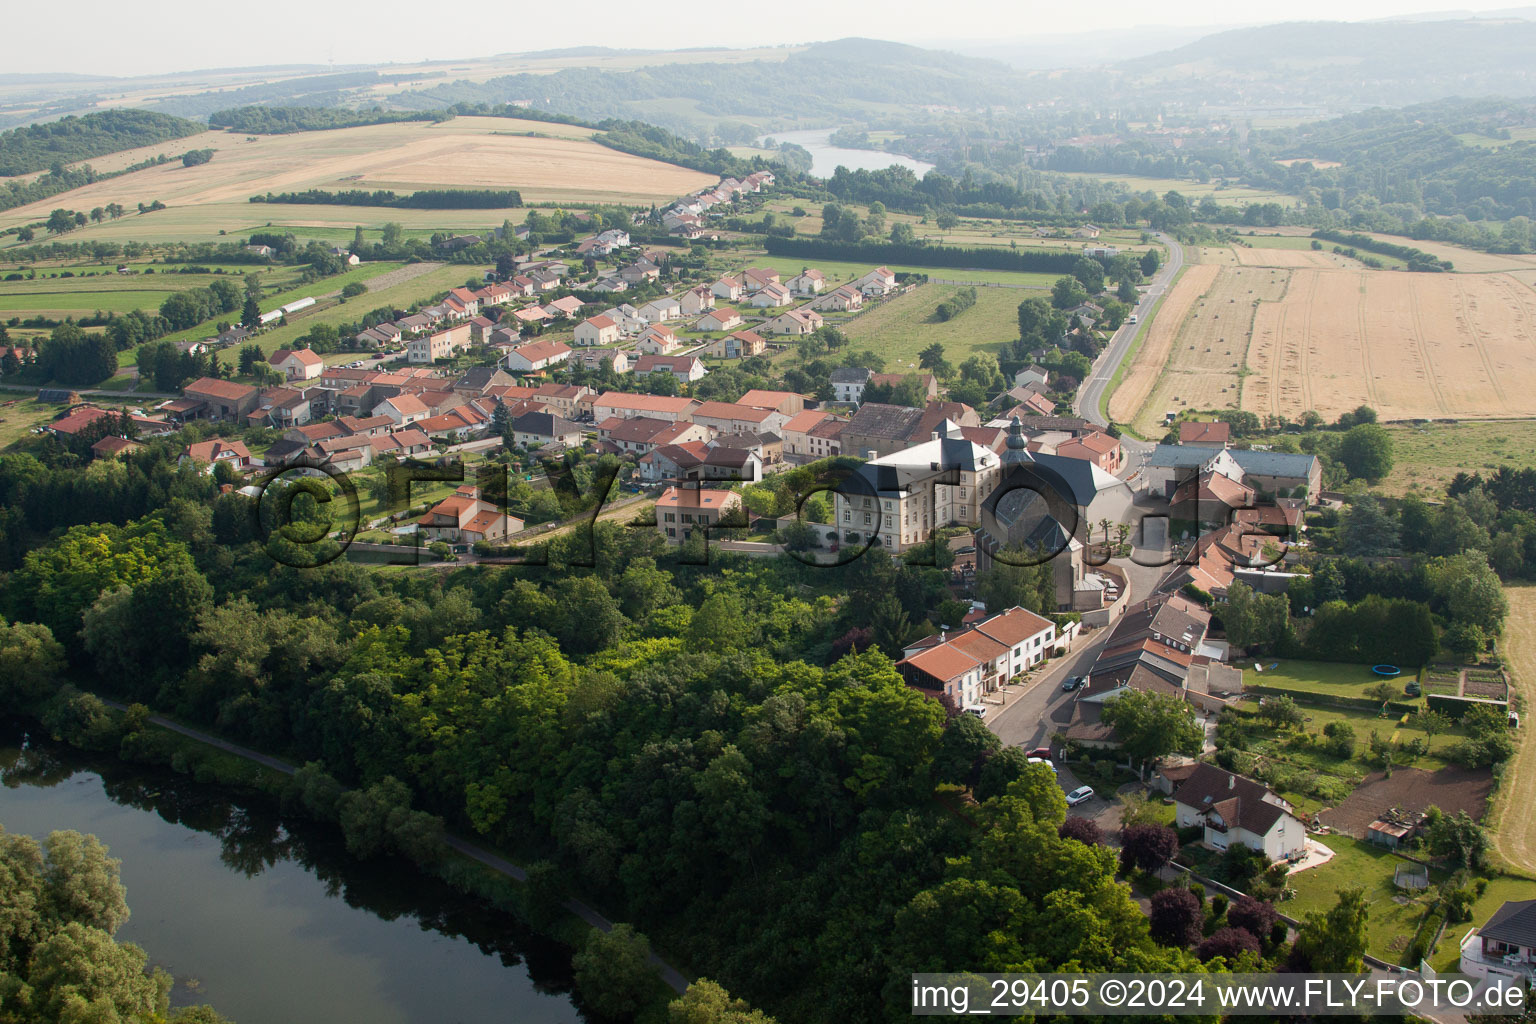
[1372,665,1402,677]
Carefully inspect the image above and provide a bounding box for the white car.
[1065,785,1095,806]
[1028,757,1057,776]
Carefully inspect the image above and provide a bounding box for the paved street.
[1075,231,1185,428]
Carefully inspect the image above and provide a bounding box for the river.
[760,128,934,179]
[0,726,582,1024]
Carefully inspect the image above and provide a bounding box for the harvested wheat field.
[1357,233,1536,275]
[1244,269,1536,422]
[1119,265,1289,436]
[0,117,714,241]
[1231,246,1341,269]
[1109,262,1218,425]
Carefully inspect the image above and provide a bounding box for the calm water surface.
[761,128,935,179]
[0,728,582,1024]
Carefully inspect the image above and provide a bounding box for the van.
[962,705,988,720]
[1127,314,1139,325]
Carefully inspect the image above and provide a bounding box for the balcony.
[1461,930,1536,983]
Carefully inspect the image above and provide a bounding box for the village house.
[780,411,845,458]
[654,485,744,544]
[830,367,873,404]
[697,307,743,333]
[182,378,260,422]
[638,297,682,323]
[897,644,986,713]
[700,328,764,359]
[786,269,826,295]
[591,392,700,425]
[680,285,716,315]
[737,389,806,416]
[690,400,787,436]
[576,348,633,374]
[179,438,252,474]
[452,367,518,396]
[812,284,863,313]
[763,307,824,336]
[529,383,592,418]
[374,393,429,427]
[574,315,621,347]
[710,275,743,301]
[417,486,522,546]
[1461,900,1536,987]
[504,340,572,374]
[857,266,897,296]
[91,436,143,460]
[1054,429,1125,473]
[749,282,793,308]
[741,267,779,293]
[1180,421,1232,448]
[545,295,585,319]
[636,325,680,354]
[598,415,710,454]
[634,354,708,384]
[269,348,324,382]
[510,411,584,449]
[407,323,472,365]
[1172,764,1307,862]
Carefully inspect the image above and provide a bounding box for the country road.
[1075,231,1186,428]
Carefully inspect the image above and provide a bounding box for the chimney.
[931,431,940,441]
[865,449,877,461]
[1229,775,1236,790]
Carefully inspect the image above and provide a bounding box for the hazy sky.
[8,0,1530,77]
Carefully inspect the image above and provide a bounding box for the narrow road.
[98,697,691,993]
[1075,232,1185,428]
[1491,586,1536,876]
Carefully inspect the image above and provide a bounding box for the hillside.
[0,109,204,176]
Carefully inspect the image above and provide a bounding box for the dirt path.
[97,695,690,992]
[1492,585,1536,876]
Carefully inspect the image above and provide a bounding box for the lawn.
[1049,172,1300,207]
[744,253,1060,290]
[0,267,283,319]
[1284,834,1446,965]
[1379,419,1536,497]
[1236,698,1465,777]
[1434,873,1536,971]
[1247,659,1405,697]
[839,283,1030,369]
[0,396,69,449]
[240,263,470,357]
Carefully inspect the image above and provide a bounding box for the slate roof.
[1172,763,1292,838]
[1482,900,1536,949]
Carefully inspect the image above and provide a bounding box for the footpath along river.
[0,724,582,1024]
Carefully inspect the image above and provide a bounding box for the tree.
[1071,256,1105,295]
[1338,423,1394,481]
[1340,494,1399,555]
[1197,926,1260,962]
[573,924,657,1019]
[934,713,1001,787]
[1424,807,1489,870]
[1294,886,1369,973]
[46,208,76,234]
[1148,886,1202,947]
[1223,581,1290,650]
[1099,689,1203,771]
[975,546,1054,614]
[1257,694,1305,730]
[1415,708,1452,741]
[1116,278,1139,303]
[1119,823,1180,874]
[890,222,917,245]
[0,619,66,705]
[1140,249,1161,277]
[669,980,778,1024]
[1226,895,1279,940]
[935,210,960,231]
[1058,816,1102,846]
[869,592,913,657]
[917,343,950,378]
[1051,276,1088,310]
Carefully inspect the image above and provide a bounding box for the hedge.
[1242,682,1419,715]
[763,235,1091,274]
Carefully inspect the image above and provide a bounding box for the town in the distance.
[0,16,1534,1024]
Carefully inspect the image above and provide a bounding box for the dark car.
[1061,675,1084,691]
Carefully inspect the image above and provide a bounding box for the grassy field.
[1434,873,1536,971]
[244,264,475,357]
[1492,586,1536,877]
[839,283,1026,369]
[1379,420,1536,496]
[0,395,70,449]
[1248,659,1408,697]
[0,118,714,247]
[1240,700,1464,775]
[1049,172,1300,207]
[1284,834,1445,965]
[0,265,309,319]
[745,253,1059,290]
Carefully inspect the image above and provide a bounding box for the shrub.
[1227,895,1280,938]
[1149,888,1203,947]
[1058,816,1103,846]
[1197,926,1260,962]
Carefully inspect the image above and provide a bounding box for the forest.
[0,110,203,176]
[0,432,1219,1024]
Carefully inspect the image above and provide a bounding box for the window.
[863,513,871,525]
[959,486,967,497]
[664,512,676,523]
[843,511,851,523]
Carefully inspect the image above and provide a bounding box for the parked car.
[1065,786,1096,806]
[962,705,988,720]
[1026,746,1052,760]
[1028,757,1057,775]
[1061,675,1084,691]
